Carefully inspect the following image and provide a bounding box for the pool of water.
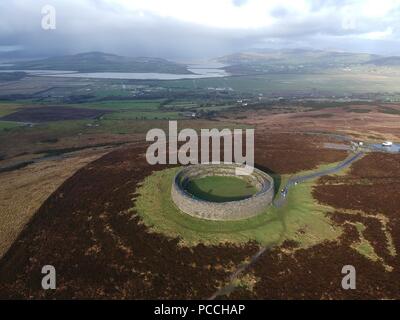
[48,70,228,80]
[0,63,230,80]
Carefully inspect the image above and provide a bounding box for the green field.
[0,120,22,131]
[103,110,182,120]
[185,176,258,202]
[152,68,400,95]
[0,102,22,117]
[1,52,191,74]
[80,99,164,111]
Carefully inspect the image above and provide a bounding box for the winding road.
[273,151,364,208]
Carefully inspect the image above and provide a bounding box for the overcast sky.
[1,0,400,60]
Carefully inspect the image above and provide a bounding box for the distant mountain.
[0,50,44,61]
[217,49,383,75]
[0,72,26,81]
[218,49,380,66]
[364,56,400,66]
[0,52,193,74]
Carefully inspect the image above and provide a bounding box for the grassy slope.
[135,160,388,264]
[0,121,21,131]
[1,52,191,74]
[80,99,183,120]
[0,103,24,131]
[80,100,164,110]
[103,110,182,120]
[351,222,379,261]
[133,166,341,247]
[0,102,22,117]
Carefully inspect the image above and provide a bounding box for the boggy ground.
[0,106,111,123]
[0,132,349,299]
[222,103,400,141]
[0,143,259,299]
[0,147,109,259]
[254,132,347,174]
[314,153,400,270]
[227,153,400,299]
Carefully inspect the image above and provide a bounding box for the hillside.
[218,49,382,75]
[219,49,380,65]
[364,56,400,66]
[0,52,193,74]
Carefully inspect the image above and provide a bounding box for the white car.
[382,141,393,147]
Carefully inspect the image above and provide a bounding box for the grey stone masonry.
[171,163,274,221]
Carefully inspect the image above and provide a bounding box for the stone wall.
[171,164,274,221]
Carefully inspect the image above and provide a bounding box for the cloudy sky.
[1,0,400,60]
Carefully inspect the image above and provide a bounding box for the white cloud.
[104,0,400,32]
[361,0,399,18]
[359,27,394,40]
[1,0,400,58]
[105,0,319,29]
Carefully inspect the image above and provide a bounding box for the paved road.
[273,151,364,208]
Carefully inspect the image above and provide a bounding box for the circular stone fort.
[171,163,274,221]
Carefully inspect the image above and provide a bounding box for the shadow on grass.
[254,163,281,195]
